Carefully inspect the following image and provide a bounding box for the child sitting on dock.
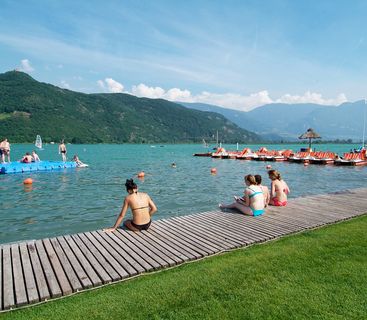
[268,170,290,206]
[103,179,157,232]
[219,174,265,216]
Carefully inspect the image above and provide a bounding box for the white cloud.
[97,78,124,93]
[60,80,70,89]
[19,59,34,72]
[127,84,348,111]
[276,91,347,106]
[132,83,165,98]
[97,80,105,90]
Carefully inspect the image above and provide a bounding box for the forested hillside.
[0,71,260,143]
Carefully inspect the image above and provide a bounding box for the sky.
[1,0,367,111]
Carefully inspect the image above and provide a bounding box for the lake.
[1,143,366,244]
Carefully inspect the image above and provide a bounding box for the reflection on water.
[1,143,366,244]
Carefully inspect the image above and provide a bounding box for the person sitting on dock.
[20,152,33,163]
[32,150,40,162]
[103,178,157,232]
[219,174,265,216]
[255,174,270,207]
[268,170,290,206]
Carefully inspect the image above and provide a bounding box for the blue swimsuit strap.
[247,187,263,198]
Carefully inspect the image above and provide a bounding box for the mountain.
[0,71,261,143]
[180,101,367,141]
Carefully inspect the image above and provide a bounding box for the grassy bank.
[3,215,366,320]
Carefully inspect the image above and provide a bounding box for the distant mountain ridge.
[0,71,261,143]
[180,101,367,141]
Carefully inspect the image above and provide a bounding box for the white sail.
[35,135,43,149]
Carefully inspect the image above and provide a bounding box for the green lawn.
[3,215,367,320]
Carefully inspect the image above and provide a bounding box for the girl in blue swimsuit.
[219,174,265,216]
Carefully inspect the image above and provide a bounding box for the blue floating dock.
[0,161,77,174]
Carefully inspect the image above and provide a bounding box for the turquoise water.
[1,143,366,244]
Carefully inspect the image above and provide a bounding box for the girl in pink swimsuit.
[268,170,290,206]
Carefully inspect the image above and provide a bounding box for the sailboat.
[35,135,44,150]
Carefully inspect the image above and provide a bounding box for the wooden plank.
[158,219,222,254]
[118,230,172,268]
[138,230,190,262]
[28,242,50,301]
[63,234,102,286]
[145,227,199,260]
[43,239,72,295]
[71,234,113,284]
[149,224,204,259]
[18,243,39,304]
[179,214,243,247]
[203,212,277,241]
[285,203,341,223]
[35,240,62,298]
[2,245,14,310]
[11,244,28,307]
[157,218,221,253]
[134,231,184,265]
[49,238,83,292]
[167,215,239,249]
[92,231,139,276]
[152,222,210,256]
[113,230,162,270]
[56,236,94,289]
[101,231,152,272]
[181,213,254,245]
[84,232,130,279]
[183,212,260,244]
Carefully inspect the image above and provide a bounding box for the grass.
[0,113,11,121]
[2,215,367,320]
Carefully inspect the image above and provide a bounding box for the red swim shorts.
[272,198,287,206]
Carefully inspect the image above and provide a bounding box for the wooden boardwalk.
[1,188,366,311]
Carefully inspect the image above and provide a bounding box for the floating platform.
[0,161,78,174]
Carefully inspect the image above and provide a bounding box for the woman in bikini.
[268,169,290,206]
[104,179,157,232]
[219,174,265,216]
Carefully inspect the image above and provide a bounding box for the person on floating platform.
[20,152,33,163]
[32,150,40,162]
[58,140,67,161]
[72,154,84,166]
[0,138,11,163]
[255,174,270,207]
[104,179,157,232]
[219,174,265,216]
[268,169,290,206]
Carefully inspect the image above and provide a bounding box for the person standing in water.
[104,179,157,232]
[58,140,67,161]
